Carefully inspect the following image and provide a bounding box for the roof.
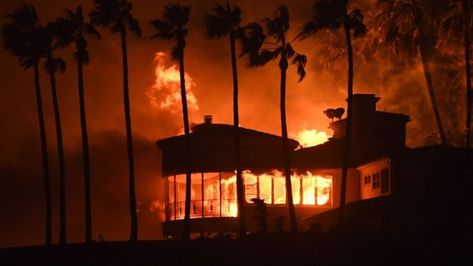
[156,123,300,176]
[157,123,299,149]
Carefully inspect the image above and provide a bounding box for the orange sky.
[0,0,466,247]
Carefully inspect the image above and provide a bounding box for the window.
[381,168,390,194]
[259,174,272,204]
[364,175,371,184]
[273,176,286,204]
[372,173,380,189]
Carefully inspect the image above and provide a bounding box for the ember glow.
[294,129,330,148]
[166,171,332,220]
[147,52,199,113]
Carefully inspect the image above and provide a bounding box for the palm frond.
[89,0,121,28]
[44,56,66,74]
[347,9,366,38]
[285,43,295,58]
[239,22,265,57]
[292,53,307,81]
[1,4,47,69]
[149,19,174,40]
[204,2,241,39]
[126,16,141,37]
[248,48,282,67]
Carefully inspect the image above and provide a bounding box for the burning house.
[156,94,472,238]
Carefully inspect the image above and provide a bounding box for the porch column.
[201,172,204,218]
[165,176,169,221]
[219,172,222,217]
[174,175,177,219]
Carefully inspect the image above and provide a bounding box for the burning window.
[165,171,332,221]
[243,171,332,206]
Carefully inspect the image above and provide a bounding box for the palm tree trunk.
[49,67,67,244]
[120,31,138,242]
[34,63,52,246]
[418,32,447,145]
[230,32,246,238]
[279,51,297,233]
[178,44,192,241]
[462,0,472,148]
[339,19,354,227]
[77,59,92,243]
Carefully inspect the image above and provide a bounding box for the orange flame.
[294,129,330,148]
[147,52,199,113]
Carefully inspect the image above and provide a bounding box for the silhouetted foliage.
[251,198,268,234]
[204,2,247,238]
[300,0,366,227]
[150,3,192,240]
[90,0,141,241]
[150,4,190,60]
[241,5,307,232]
[375,0,447,145]
[436,0,473,148]
[1,3,52,246]
[53,5,100,243]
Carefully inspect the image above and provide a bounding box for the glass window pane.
[243,172,258,203]
[259,174,272,204]
[221,173,237,217]
[302,175,316,205]
[273,173,286,204]
[316,175,332,206]
[291,176,301,204]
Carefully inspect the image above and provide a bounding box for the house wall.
[244,168,361,232]
[357,158,391,200]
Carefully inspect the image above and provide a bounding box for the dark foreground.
[1,230,471,266]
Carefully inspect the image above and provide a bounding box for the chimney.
[204,115,213,125]
[352,94,380,118]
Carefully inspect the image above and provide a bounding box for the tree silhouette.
[1,4,52,246]
[299,0,366,227]
[241,5,307,232]
[437,0,473,148]
[90,0,141,241]
[204,2,247,238]
[52,5,100,243]
[376,0,447,145]
[149,4,192,240]
[43,23,68,244]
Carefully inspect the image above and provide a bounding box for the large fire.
[167,170,332,220]
[147,52,199,113]
[294,129,330,148]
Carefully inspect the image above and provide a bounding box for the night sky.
[0,0,466,247]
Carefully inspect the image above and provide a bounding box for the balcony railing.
[167,199,237,220]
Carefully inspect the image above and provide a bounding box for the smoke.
[0,131,163,247]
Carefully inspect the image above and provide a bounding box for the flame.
[294,129,330,148]
[168,170,332,221]
[147,52,199,113]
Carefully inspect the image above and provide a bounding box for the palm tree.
[299,0,366,226]
[1,4,52,245]
[149,3,192,240]
[461,0,472,149]
[437,0,473,148]
[204,2,247,238]
[43,24,68,244]
[241,5,307,232]
[90,0,141,241]
[52,5,100,243]
[376,0,447,145]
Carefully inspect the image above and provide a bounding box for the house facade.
[156,94,413,238]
